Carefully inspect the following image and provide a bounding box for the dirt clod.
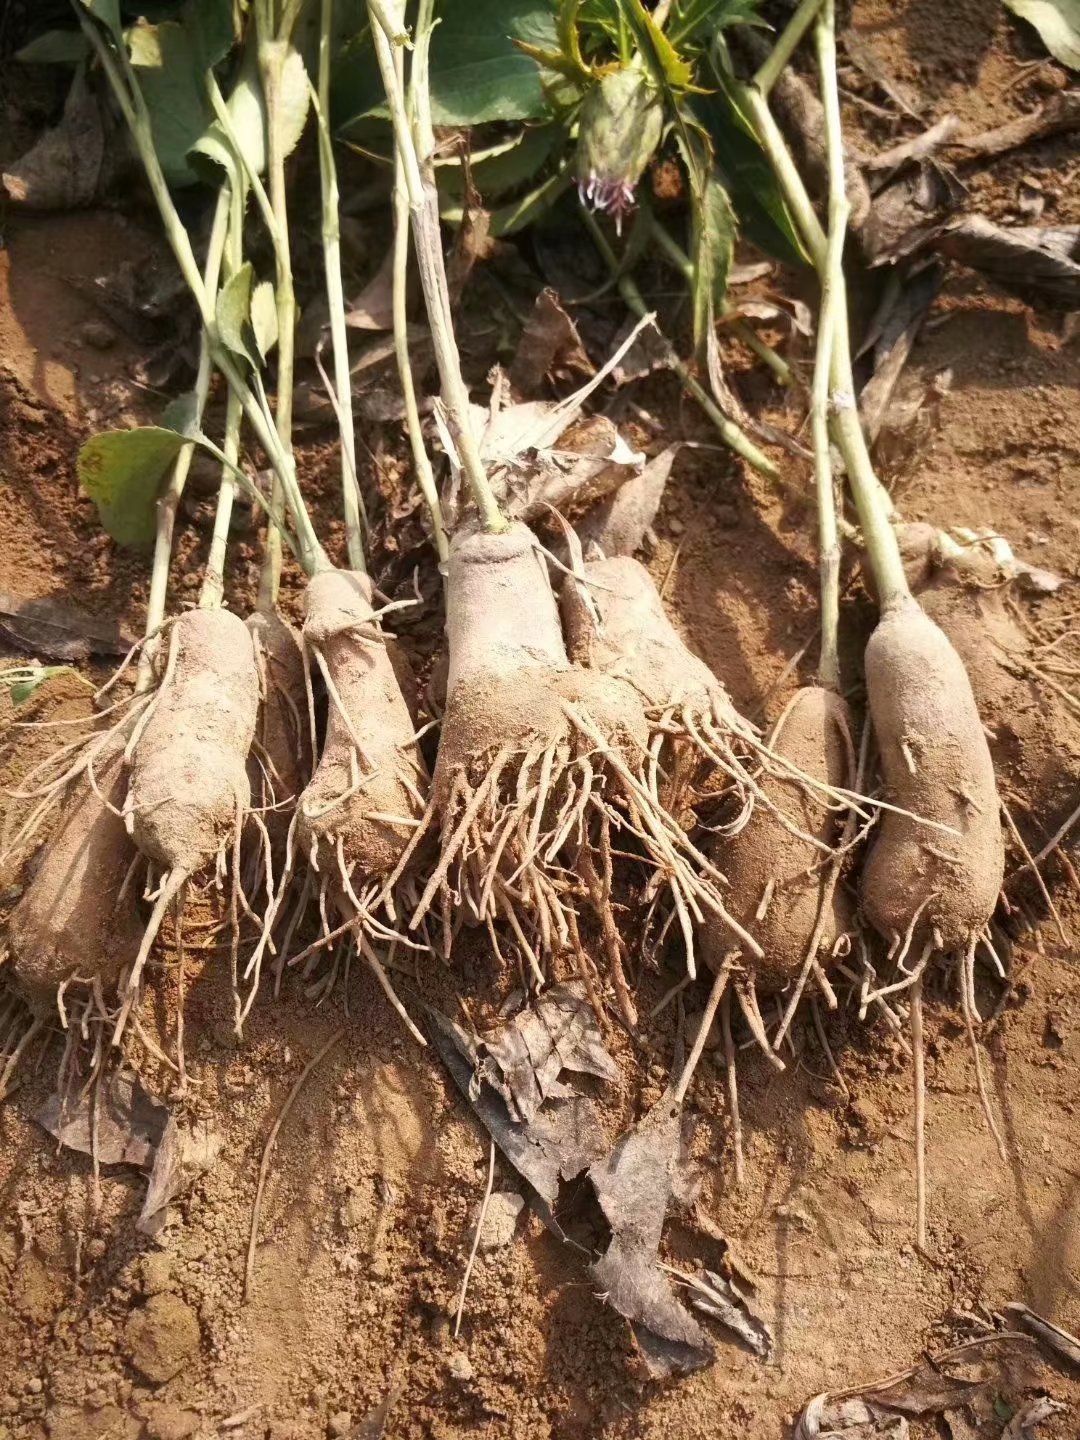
[123,1296,201,1385]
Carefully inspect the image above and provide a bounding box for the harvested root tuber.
[115,607,260,1041]
[267,570,430,1036]
[246,609,311,868]
[5,736,142,1017]
[702,685,856,1020]
[393,525,756,1024]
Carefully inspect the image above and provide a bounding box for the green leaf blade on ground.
[78,427,188,546]
[15,30,93,64]
[1005,0,1080,69]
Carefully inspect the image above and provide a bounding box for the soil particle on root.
[127,608,260,879]
[702,685,856,996]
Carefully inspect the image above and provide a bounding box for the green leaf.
[690,171,736,354]
[78,427,187,546]
[437,124,568,206]
[251,280,278,359]
[216,261,259,364]
[337,0,558,132]
[193,42,309,181]
[617,0,695,90]
[2,666,83,705]
[127,20,214,187]
[692,77,808,267]
[161,389,200,436]
[15,30,92,64]
[1004,0,1080,69]
[78,0,123,35]
[667,0,763,50]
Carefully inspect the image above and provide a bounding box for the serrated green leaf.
[1005,0,1080,69]
[690,171,736,354]
[251,280,278,360]
[618,0,695,90]
[78,427,187,546]
[216,261,258,364]
[691,77,808,267]
[193,41,309,182]
[15,30,92,65]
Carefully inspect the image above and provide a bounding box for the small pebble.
[26,1380,42,1396]
[80,320,116,350]
[447,1353,473,1382]
[478,1192,524,1254]
[327,1412,352,1438]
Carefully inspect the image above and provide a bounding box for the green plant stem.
[79,10,330,577]
[813,0,908,608]
[316,0,367,573]
[201,388,244,609]
[200,184,246,611]
[137,183,231,690]
[396,37,447,563]
[258,30,301,605]
[650,222,794,386]
[754,0,827,96]
[581,207,779,480]
[810,146,847,689]
[366,0,508,534]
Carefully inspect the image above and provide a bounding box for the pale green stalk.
[754,0,827,96]
[581,207,780,480]
[137,183,230,690]
[366,0,507,533]
[813,1,907,608]
[316,0,367,572]
[79,10,330,576]
[200,183,246,610]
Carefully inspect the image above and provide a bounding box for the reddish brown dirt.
[2,5,1080,1439]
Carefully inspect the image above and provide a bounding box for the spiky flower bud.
[576,66,663,234]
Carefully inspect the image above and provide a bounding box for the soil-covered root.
[702,685,857,1029]
[898,524,1080,899]
[0,733,143,1097]
[393,525,760,1025]
[859,596,1007,1245]
[118,608,260,1040]
[245,610,311,890]
[262,570,430,1037]
[559,554,802,826]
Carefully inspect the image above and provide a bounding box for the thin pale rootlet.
[245,609,310,861]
